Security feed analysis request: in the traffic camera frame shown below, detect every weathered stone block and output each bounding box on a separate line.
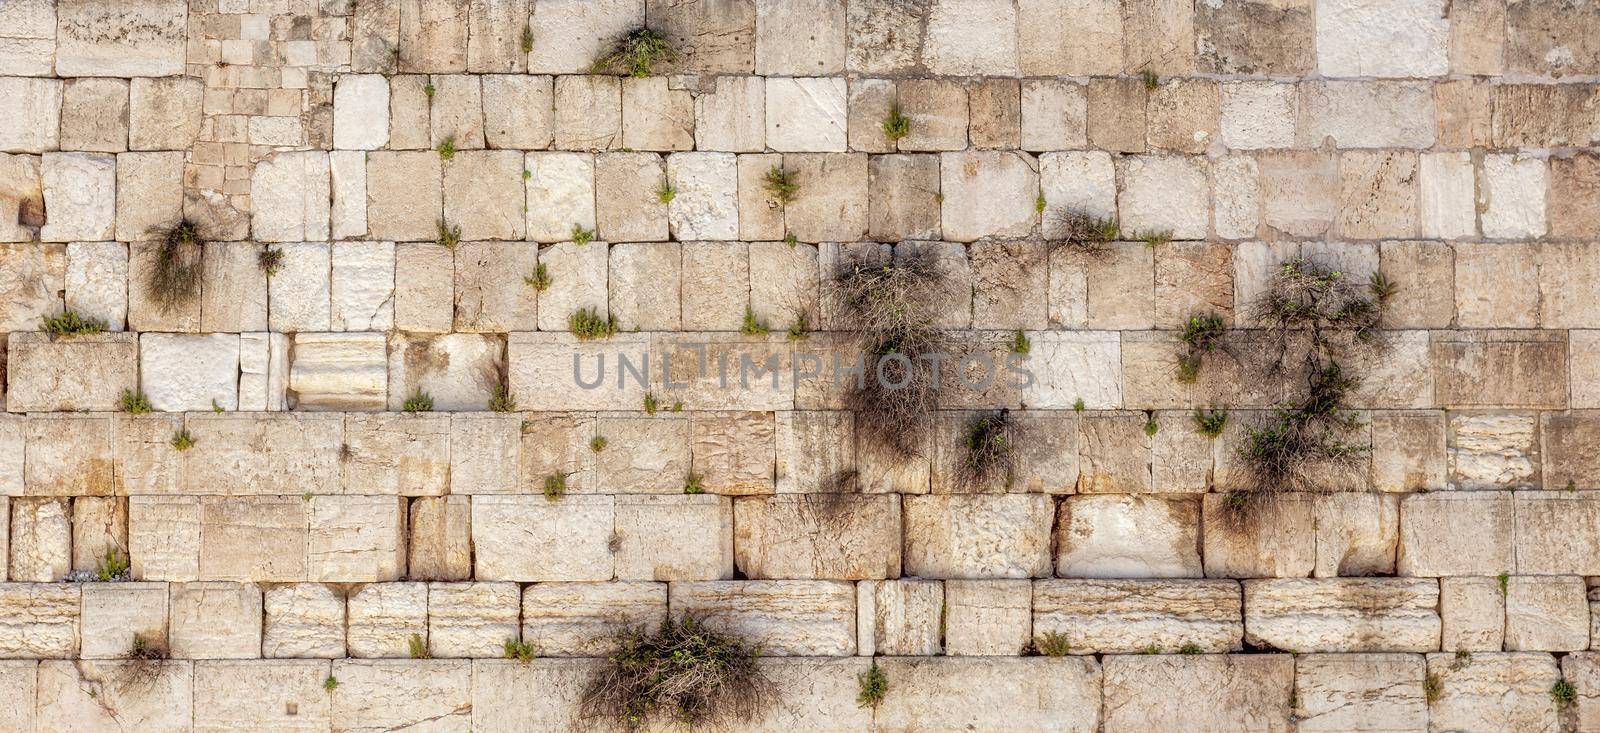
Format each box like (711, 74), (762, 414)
(266, 242), (331, 332)
(1427, 652), (1560, 732)
(1057, 495), (1202, 578)
(140, 333), (239, 412)
(39, 152), (115, 242)
(60, 77), (126, 153)
(1398, 492), (1515, 576)
(192, 660), (330, 731)
(6, 332), (136, 413)
(782, 152), (867, 243)
(1243, 578), (1440, 652)
(334, 74), (390, 150)
(81, 582), (166, 660)
(695, 75), (764, 152)
(443, 151), (525, 241)
(613, 494), (734, 581)
(528, 0), (643, 74)
(1035, 579), (1243, 654)
(1316, 0), (1447, 77)
(1202, 492), (1314, 578)
(289, 332), (388, 411)
(407, 495), (471, 581)
(330, 660), (472, 731)
(680, 241), (749, 331)
(427, 582), (519, 658)
(482, 74), (552, 149)
(553, 75), (621, 150)
(944, 579), (1031, 656)
(263, 584), (346, 658)
(904, 495), (1053, 579)
(252, 152), (330, 243)
(534, 240), (608, 332)
(347, 583), (427, 658)
(449, 413), (521, 494)
(734, 495), (900, 580)
(525, 152), (595, 242)
(56, 0), (187, 76)
(308, 496), (405, 582)
(472, 495), (613, 581)
(1432, 331), (1567, 409)
(25, 415), (114, 497)
(857, 579), (942, 656)
(1504, 575), (1588, 652)
(519, 582), (665, 656)
(669, 580), (855, 655)
(168, 582), (262, 659)
(330, 241), (394, 332)
(129, 76), (202, 152)
(9, 497), (69, 582)
(608, 241), (682, 331)
(1020, 331), (1123, 409)
(1295, 653), (1427, 732)
(0, 77), (59, 153)
(667, 152), (738, 240)
(199, 497), (307, 582)
(1019, 79), (1087, 151)
(366, 151), (442, 241)
(343, 413), (450, 496)
(595, 152), (667, 242)
(941, 151), (1037, 242)
(1102, 655), (1294, 733)
(1479, 153), (1547, 239)
(622, 76), (694, 151)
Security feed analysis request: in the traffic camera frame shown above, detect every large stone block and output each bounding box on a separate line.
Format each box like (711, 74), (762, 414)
(1294, 653), (1427, 733)
(472, 495), (614, 581)
(1316, 0), (1448, 77)
(266, 242), (332, 332)
(408, 495), (471, 581)
(366, 151), (442, 241)
(427, 582), (519, 658)
(9, 497), (69, 582)
(858, 578), (943, 655)
(1479, 153), (1547, 239)
(263, 584), (346, 659)
(667, 152), (738, 240)
(1202, 493), (1315, 578)
(330, 660), (473, 732)
(669, 580), (856, 656)
(940, 151), (1038, 242)
(482, 74), (552, 149)
(179, 414), (342, 496)
(595, 152), (667, 242)
(0, 584), (77, 658)
(129, 76), (202, 151)
(470, 657), (601, 731)
(139, 333), (239, 412)
(1197, 0), (1314, 74)
(1431, 330), (1567, 409)
(1057, 495), (1202, 578)
(168, 582), (262, 659)
(388, 333), (504, 411)
(25, 414), (115, 496)
(1243, 578), (1441, 652)
(449, 413), (521, 494)
(289, 332), (388, 411)
(765, 77), (847, 152)
(944, 579), (1032, 656)
(904, 495), (1053, 579)
(36, 659), (193, 732)
(1504, 575), (1589, 652)
(199, 497), (308, 582)
(1034, 579), (1243, 654)
(1102, 654), (1294, 733)
(621, 76), (693, 151)
(55, 0), (187, 76)
(308, 496), (405, 582)
(519, 581), (666, 656)
(1426, 652), (1560, 733)
(734, 495), (900, 580)
(342, 413), (450, 496)
(115, 150), (182, 241)
(6, 332), (136, 412)
(1296, 81), (1435, 149)
(875, 657), (1101, 733)
(553, 74), (621, 150)
(0, 78), (59, 153)
(614, 495), (734, 581)
(252, 151), (330, 243)
(39, 152), (115, 242)
(528, 0), (643, 74)
(525, 152), (595, 242)
(192, 660), (330, 732)
(347, 582), (427, 658)
(444, 150), (526, 241)
(1399, 492), (1515, 576)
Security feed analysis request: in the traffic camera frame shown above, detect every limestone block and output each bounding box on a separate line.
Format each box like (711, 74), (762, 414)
(129, 77), (203, 151)
(1575, 332), (1600, 409)
(1196, 0), (1314, 74)
(1401, 492), (1514, 577)
(681, 244), (746, 330)
(508, 332), (651, 411)
(1213, 155), (1261, 240)
(1551, 152), (1600, 238)
(552, 74), (621, 150)
(0, 661), (29, 732)
(116, 413), (183, 498)
(139, 333), (239, 412)
(9, 498), (70, 582)
(387, 333), (502, 413)
(774, 411), (855, 493)
(331, 660), (472, 732)
(290, 332), (388, 411)
(470, 658), (601, 730)
(941, 579), (1031, 656)
(1036, 579), (1243, 654)
(0, 77), (59, 153)
(308, 496), (405, 583)
(766, 77), (847, 153)
(614, 495), (734, 581)
(447, 414), (520, 496)
(622, 77), (694, 151)
(1102, 655), (1293, 733)
(892, 79), (966, 152)
(1440, 576), (1504, 652)
(59, 77), (126, 153)
(0, 156), (44, 243)
(366, 151), (442, 241)
(252, 152), (330, 243)
(904, 495), (1053, 579)
(855, 579), (941, 656)
(406, 495), (471, 581)
(1420, 151), (1476, 239)
(517, 413), (596, 497)
(1337, 151), (1419, 239)
(1202, 493), (1315, 578)
(1504, 576), (1588, 652)
(940, 151), (1038, 242)
(669, 580), (856, 656)
(1540, 242), (1600, 329)
(1020, 331), (1123, 409)
(847, 78), (895, 154)
(734, 495), (899, 580)
(1019, 0), (1122, 75)
(1427, 652), (1560, 732)
(1257, 151), (1338, 238)
(347, 582), (427, 658)
(649, 332), (794, 411)
(534, 240), (608, 332)
(5, 332), (136, 413)
(1057, 495), (1201, 578)
(867, 154), (940, 241)
(1493, 82), (1600, 147)
(1431, 331), (1567, 409)
(39, 152), (115, 242)
(1316, 0), (1447, 77)
(520, 582), (666, 656)
(0, 584), (76, 658)
(667, 152), (738, 240)
(263, 584), (346, 658)
(528, 0), (642, 74)
(1454, 242), (1537, 328)
(129, 496), (200, 581)
(192, 660), (330, 732)
(1507, 0), (1600, 74)
(1376, 241), (1453, 330)
(0, 417), (18, 496)
(1517, 492), (1600, 577)
(386, 76), (430, 150)
(456, 243), (539, 332)
(71, 495), (126, 573)
(194, 243), (267, 333)
(198, 497), (308, 582)
(392, 244), (453, 333)
(606, 241), (680, 331)
(749, 240), (819, 331)
(1480, 153), (1547, 239)
(1314, 492), (1400, 577)
(737, 152), (785, 240)
(332, 75), (389, 151)
(1040, 152), (1116, 238)
(472, 495), (613, 581)
(1086, 78), (1148, 153)
(1119, 155), (1209, 240)
(467, 0), (528, 72)
(783, 152), (868, 242)
(482, 74), (552, 149)
(1297, 81), (1434, 149)
(595, 152), (667, 242)
(444, 150), (525, 241)
(427, 582), (519, 658)
(1295, 653), (1427, 732)
(687, 411), (771, 494)
(752, 0), (844, 73)
(328, 241), (394, 331)
(36, 659), (192, 732)
(920, 0), (1019, 74)
(169, 582), (262, 659)
(0, 0), (53, 76)
(55, 0), (186, 76)
(970, 240), (1047, 330)
(695, 75), (764, 152)
(1052, 242), (1153, 331)
(1243, 578), (1440, 652)
(397, 0), (467, 72)
(267, 242), (332, 332)
(25, 415), (115, 497)
(179, 414), (342, 495)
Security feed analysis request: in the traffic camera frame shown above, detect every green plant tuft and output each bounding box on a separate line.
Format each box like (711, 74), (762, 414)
(762, 166), (799, 204)
(543, 473), (567, 501)
(596, 28), (675, 77)
(960, 409), (1017, 490)
(857, 661), (889, 708)
(656, 184), (676, 204)
(683, 471), (704, 494)
(324, 675), (339, 692)
(590, 436), (608, 452)
(1424, 672), (1442, 705)
(1144, 416), (1159, 437)
(1554, 678), (1577, 708)
(643, 392), (660, 414)
(520, 24), (534, 54)
(1193, 408), (1228, 438)
(488, 384), (516, 412)
(882, 106), (910, 142)
(436, 219), (461, 250)
(786, 311), (810, 342)
(524, 263), (552, 292)
(570, 307), (621, 340)
(504, 638), (536, 663)
(170, 430), (195, 451)
(1073, 397), (1086, 413)
(121, 389), (152, 415)
(258, 246), (285, 276)
(740, 307), (769, 336)
(41, 310), (107, 337)
(1010, 329), (1031, 355)
(1141, 69), (1159, 90)
(403, 390), (434, 413)
(95, 546), (131, 582)
(408, 633), (430, 659)
(571, 223), (596, 245)
(1034, 632), (1071, 656)
(580, 616), (770, 732)
(149, 220), (206, 311)
(1179, 642), (1203, 655)
(436, 136), (455, 161)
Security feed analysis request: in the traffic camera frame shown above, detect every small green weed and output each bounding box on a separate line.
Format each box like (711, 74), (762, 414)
(657, 184), (676, 204)
(1010, 329), (1031, 355)
(403, 390), (434, 413)
(258, 247), (285, 276)
(121, 389), (152, 415)
(436, 219), (461, 250)
(590, 436), (608, 452)
(570, 307), (620, 340)
(857, 662), (888, 708)
(740, 307), (769, 336)
(571, 223), (595, 245)
(683, 471), (704, 494)
(408, 633), (429, 659)
(882, 106), (910, 142)
(436, 136), (455, 161)
(525, 263), (551, 292)
(763, 166), (799, 204)
(1193, 408), (1228, 438)
(504, 638), (536, 663)
(170, 430), (195, 451)
(1035, 632), (1071, 657)
(543, 473), (567, 501)
(41, 310), (106, 337)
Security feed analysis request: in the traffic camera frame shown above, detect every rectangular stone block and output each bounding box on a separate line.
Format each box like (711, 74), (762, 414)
(25, 414), (114, 496)
(669, 580), (856, 656)
(1057, 495), (1202, 578)
(263, 584), (346, 659)
(613, 495), (734, 581)
(857, 579), (943, 656)
(875, 657), (1102, 733)
(9, 497), (70, 582)
(427, 582), (521, 659)
(198, 497), (308, 582)
(1441, 576), (1504, 652)
(347, 582), (427, 659)
(308, 495), (406, 582)
(407, 495), (471, 581)
(0, 583), (77, 658)
(343, 413), (451, 496)
(519, 581), (666, 657)
(1426, 652), (1560, 733)
(193, 660), (330, 733)
(1431, 330), (1567, 409)
(331, 660), (472, 732)
(288, 332), (389, 411)
(1516, 491), (1600, 575)
(1035, 579), (1243, 654)
(5, 332), (137, 412)
(943, 579), (1031, 656)
(904, 495), (1054, 579)
(472, 495), (613, 581)
(80, 582), (166, 659)
(1295, 653), (1427, 733)
(1243, 578), (1441, 652)
(1102, 655), (1294, 733)
(1504, 575), (1589, 652)
(1399, 492), (1515, 576)
(36, 659), (193, 732)
(169, 582), (262, 659)
(734, 495), (900, 580)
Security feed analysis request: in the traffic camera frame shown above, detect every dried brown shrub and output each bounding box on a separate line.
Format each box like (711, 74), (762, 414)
(581, 616), (772, 732)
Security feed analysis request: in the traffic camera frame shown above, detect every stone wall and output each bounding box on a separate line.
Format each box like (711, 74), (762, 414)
(0, 0), (1598, 730)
